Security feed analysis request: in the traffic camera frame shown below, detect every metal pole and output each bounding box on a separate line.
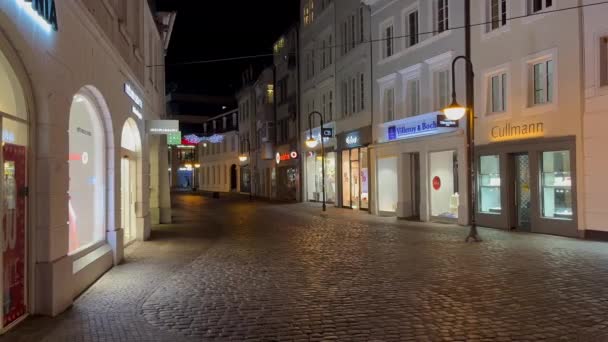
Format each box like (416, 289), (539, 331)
(308, 111), (326, 212)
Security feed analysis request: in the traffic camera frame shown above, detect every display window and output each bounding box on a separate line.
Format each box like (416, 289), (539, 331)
(277, 166), (297, 201)
(429, 150), (459, 220)
(377, 156), (398, 213)
(478, 155), (501, 214)
(341, 147), (369, 209)
(541, 151), (572, 220)
(306, 151), (336, 203)
(68, 93), (106, 255)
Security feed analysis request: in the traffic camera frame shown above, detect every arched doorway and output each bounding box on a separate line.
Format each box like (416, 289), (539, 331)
(230, 164), (237, 191)
(68, 90), (107, 255)
(121, 118), (141, 245)
(0, 45), (29, 329)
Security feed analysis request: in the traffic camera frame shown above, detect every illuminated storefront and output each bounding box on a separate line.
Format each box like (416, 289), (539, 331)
(475, 119), (578, 237)
(337, 127), (372, 210)
(371, 112), (466, 224)
(303, 122), (336, 204)
(275, 147), (299, 202)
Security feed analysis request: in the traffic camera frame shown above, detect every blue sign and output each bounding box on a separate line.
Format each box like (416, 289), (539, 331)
(381, 112), (459, 143)
(388, 126), (397, 141)
(388, 121), (437, 141)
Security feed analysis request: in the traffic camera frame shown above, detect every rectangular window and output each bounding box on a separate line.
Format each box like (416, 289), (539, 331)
(342, 81), (349, 118)
(490, 73), (507, 113)
(406, 79), (420, 117)
(436, 0), (449, 34)
(351, 15), (356, 49)
(329, 34), (333, 64)
(352, 78), (357, 114)
(384, 87), (395, 122)
(359, 73), (365, 111)
(532, 59), (553, 105)
(430, 150), (459, 219)
(489, 0), (507, 31)
(343, 22), (348, 55)
(435, 70), (450, 111)
(530, 0), (553, 13)
(321, 40), (326, 70)
(407, 10), (419, 47)
(322, 93), (327, 119)
(383, 25), (394, 59)
(328, 90), (334, 121)
(541, 151), (572, 220)
(359, 8), (365, 43)
(477, 155), (502, 214)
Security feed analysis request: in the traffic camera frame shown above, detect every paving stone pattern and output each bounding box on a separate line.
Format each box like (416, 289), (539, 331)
(5, 193), (608, 341)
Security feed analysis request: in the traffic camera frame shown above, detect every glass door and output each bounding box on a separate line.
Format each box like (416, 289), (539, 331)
(342, 150), (351, 207)
(514, 154), (531, 231)
(121, 158), (137, 244)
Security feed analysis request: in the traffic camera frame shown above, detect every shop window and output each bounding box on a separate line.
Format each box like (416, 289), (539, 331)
(478, 155), (501, 214)
(378, 157), (398, 213)
(541, 151), (573, 220)
(430, 151), (459, 220)
(306, 151), (336, 203)
(68, 92), (107, 254)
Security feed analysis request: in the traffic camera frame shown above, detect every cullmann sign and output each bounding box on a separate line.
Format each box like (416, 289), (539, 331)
(380, 112), (459, 143)
(490, 121), (544, 141)
(19, 0), (58, 31)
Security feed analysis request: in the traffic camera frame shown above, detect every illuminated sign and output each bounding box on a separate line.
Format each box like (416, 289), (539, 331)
(276, 151), (299, 164)
(382, 112), (457, 143)
(437, 114), (459, 128)
(132, 106), (143, 120)
(17, 0), (58, 31)
(491, 122), (544, 141)
(167, 131), (182, 145)
(182, 134), (225, 145)
(124, 83), (143, 108)
(322, 128), (334, 137)
(149, 120), (179, 134)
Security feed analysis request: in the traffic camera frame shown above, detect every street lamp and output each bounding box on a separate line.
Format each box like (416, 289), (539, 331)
(306, 111), (326, 211)
(240, 135), (253, 201)
(443, 55), (481, 242)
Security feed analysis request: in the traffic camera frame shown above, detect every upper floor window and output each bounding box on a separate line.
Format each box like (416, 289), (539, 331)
(489, 72), (507, 113)
(304, 0), (314, 26)
(382, 24), (395, 59)
(266, 85), (274, 104)
(488, 0), (507, 31)
(329, 35), (333, 65)
(434, 0), (449, 34)
(434, 69), (450, 111)
(529, 0), (553, 14)
(406, 79), (420, 117)
(531, 59), (554, 106)
(359, 8), (365, 43)
(359, 73), (365, 112)
(406, 9), (419, 48)
(384, 87), (395, 122)
(600, 37), (608, 87)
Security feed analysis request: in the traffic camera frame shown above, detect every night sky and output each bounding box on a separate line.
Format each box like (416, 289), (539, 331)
(157, 0), (300, 100)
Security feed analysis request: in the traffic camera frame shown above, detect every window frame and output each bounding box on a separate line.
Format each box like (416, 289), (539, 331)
(379, 18), (396, 60)
(403, 4), (420, 49)
(522, 48), (558, 115)
(434, 0), (450, 35)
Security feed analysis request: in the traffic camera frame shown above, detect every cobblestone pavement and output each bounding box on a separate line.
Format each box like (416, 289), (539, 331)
(4, 193), (608, 341)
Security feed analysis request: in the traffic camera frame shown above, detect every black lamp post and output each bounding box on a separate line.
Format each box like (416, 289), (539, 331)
(443, 55), (481, 243)
(239, 136), (253, 201)
(305, 111), (326, 212)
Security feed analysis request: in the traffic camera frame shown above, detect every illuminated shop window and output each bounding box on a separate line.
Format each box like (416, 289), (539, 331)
(541, 151), (573, 220)
(430, 150), (459, 220)
(68, 92), (106, 254)
(478, 155), (501, 214)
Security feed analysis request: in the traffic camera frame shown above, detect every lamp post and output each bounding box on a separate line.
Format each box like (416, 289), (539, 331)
(305, 111), (326, 212)
(443, 55), (481, 243)
(239, 136), (253, 201)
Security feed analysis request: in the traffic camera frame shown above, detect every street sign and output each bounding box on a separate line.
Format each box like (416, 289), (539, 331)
(437, 114), (459, 128)
(322, 128), (334, 138)
(167, 131), (182, 145)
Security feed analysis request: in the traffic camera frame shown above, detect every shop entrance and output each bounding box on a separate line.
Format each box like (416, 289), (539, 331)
(341, 147), (369, 210)
(121, 157), (137, 244)
(403, 152), (421, 220)
(511, 153), (531, 231)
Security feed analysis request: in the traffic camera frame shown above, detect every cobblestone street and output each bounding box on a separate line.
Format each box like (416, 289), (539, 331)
(4, 193), (608, 341)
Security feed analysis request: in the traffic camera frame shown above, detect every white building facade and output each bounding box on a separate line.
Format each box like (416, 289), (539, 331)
(0, 0), (171, 331)
(199, 110), (240, 193)
(472, 0), (583, 237)
(364, 0), (469, 225)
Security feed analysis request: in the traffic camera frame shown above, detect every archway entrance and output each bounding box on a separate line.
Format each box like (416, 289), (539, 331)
(121, 119), (141, 245)
(230, 164), (237, 191)
(0, 46), (29, 330)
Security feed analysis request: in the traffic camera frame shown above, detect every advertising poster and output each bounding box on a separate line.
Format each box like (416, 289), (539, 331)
(2, 143), (27, 326)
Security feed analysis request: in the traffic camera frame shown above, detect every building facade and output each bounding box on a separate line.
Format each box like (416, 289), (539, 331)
(0, 0), (172, 331)
(471, 0), (583, 237)
(364, 0), (469, 225)
(236, 69), (256, 195)
(198, 109), (240, 193)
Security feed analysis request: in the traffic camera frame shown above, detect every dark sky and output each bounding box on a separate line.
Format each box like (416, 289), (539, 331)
(157, 0), (299, 98)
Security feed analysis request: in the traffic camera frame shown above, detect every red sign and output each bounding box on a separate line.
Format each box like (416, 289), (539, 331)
(276, 151), (299, 164)
(3, 144), (27, 326)
(432, 176), (441, 190)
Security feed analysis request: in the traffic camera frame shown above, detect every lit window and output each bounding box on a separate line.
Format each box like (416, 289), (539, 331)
(267, 84), (274, 104)
(541, 151), (572, 220)
(478, 155), (501, 214)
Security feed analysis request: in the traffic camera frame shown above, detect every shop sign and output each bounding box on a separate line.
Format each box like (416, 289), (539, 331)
(148, 120), (179, 134)
(124, 83), (143, 108)
(382, 112), (457, 143)
(167, 131), (182, 145)
(338, 126), (372, 150)
(490, 122), (544, 141)
(305, 122), (336, 148)
(276, 151), (298, 164)
(437, 114), (459, 128)
(18, 0), (58, 31)
(322, 128), (334, 138)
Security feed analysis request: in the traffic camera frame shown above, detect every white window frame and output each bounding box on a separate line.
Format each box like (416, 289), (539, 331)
(378, 76), (397, 123)
(433, 0), (450, 35)
(483, 0), (510, 36)
(598, 35), (608, 90)
(527, 0), (554, 15)
(399, 63), (423, 117)
(522, 48), (558, 115)
(403, 3), (420, 49)
(482, 64), (511, 118)
(379, 18), (396, 60)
